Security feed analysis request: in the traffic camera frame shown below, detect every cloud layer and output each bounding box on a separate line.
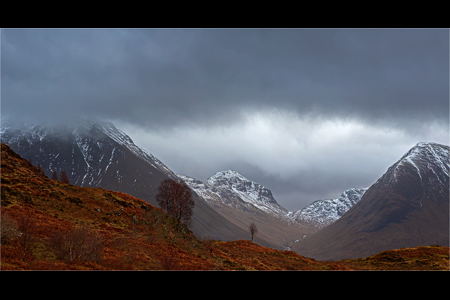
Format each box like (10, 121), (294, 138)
(115, 109), (448, 210)
(2, 28), (448, 210)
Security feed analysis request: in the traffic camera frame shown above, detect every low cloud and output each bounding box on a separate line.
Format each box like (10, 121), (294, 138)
(114, 108), (448, 210)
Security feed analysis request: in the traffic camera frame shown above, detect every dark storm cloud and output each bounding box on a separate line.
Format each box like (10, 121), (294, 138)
(2, 28), (448, 210)
(2, 28), (448, 129)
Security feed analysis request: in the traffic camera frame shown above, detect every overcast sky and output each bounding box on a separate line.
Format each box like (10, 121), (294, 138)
(1, 28), (449, 211)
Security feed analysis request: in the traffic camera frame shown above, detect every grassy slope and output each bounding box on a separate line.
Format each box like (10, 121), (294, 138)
(1, 143), (448, 270)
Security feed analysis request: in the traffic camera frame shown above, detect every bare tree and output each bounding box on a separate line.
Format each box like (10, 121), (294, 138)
(156, 179), (195, 225)
(249, 222), (258, 242)
(16, 216), (37, 261)
(51, 170), (59, 181)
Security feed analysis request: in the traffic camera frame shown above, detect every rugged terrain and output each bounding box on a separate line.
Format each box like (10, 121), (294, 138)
(2, 143), (448, 270)
(294, 142), (450, 261)
(180, 171), (313, 249)
(290, 187), (368, 230)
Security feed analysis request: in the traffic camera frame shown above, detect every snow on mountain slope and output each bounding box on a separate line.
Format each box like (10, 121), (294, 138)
(1, 120), (176, 188)
(90, 120), (176, 178)
(179, 170), (314, 249)
(294, 142), (449, 260)
(291, 187), (368, 230)
(1, 120), (177, 181)
(383, 142), (449, 189)
(180, 170), (369, 231)
(179, 170), (290, 221)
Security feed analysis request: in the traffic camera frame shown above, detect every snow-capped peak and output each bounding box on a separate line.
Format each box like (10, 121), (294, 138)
(207, 170), (257, 187)
(180, 170), (290, 220)
(205, 170), (278, 205)
(389, 142), (449, 185)
(207, 170), (251, 183)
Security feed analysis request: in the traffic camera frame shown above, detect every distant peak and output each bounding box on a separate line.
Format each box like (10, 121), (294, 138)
(209, 170), (247, 180)
(405, 142), (449, 158)
(219, 170), (240, 176)
(413, 142), (449, 149)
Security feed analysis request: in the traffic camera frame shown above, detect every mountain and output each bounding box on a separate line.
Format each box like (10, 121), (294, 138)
(293, 142), (450, 261)
(0, 120), (250, 242)
(181, 170), (289, 220)
(290, 187), (368, 230)
(179, 170), (313, 250)
(0, 120), (177, 183)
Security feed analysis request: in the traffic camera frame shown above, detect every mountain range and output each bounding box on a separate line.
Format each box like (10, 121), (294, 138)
(3, 140), (447, 270)
(1, 120), (370, 248)
(2, 120), (448, 259)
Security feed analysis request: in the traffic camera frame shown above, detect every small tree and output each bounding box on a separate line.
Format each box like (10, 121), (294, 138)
(249, 222), (258, 242)
(51, 170), (59, 181)
(156, 179), (195, 225)
(60, 170), (70, 184)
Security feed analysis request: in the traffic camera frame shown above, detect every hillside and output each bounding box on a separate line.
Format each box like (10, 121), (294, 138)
(1, 143), (448, 270)
(294, 142), (450, 261)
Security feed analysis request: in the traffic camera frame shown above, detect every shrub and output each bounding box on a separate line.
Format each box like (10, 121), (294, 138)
(1, 213), (20, 244)
(47, 226), (103, 262)
(158, 254), (180, 270)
